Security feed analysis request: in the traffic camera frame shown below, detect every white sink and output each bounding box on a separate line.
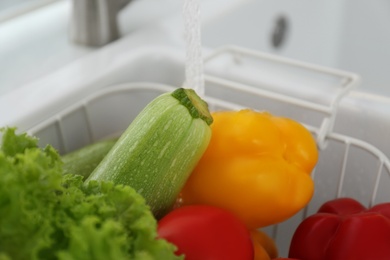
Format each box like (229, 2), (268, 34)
(201, 0), (390, 97)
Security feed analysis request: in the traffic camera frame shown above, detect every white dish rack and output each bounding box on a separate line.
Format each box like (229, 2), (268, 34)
(25, 46), (390, 257)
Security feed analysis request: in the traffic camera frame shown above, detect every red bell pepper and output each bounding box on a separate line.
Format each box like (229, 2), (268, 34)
(289, 197), (390, 260)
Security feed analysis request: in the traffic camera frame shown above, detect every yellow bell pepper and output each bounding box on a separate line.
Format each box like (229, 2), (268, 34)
(251, 229), (278, 260)
(180, 109), (318, 228)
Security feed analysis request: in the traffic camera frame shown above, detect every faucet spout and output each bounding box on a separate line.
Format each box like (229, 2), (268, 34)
(70, 0), (132, 47)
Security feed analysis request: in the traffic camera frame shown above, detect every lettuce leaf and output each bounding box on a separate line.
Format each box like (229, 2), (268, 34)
(0, 128), (181, 260)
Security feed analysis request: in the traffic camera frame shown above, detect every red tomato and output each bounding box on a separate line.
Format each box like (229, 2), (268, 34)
(157, 205), (254, 260)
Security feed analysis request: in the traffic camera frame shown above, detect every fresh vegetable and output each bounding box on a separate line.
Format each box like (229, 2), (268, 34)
(157, 205), (254, 260)
(273, 258), (300, 260)
(62, 138), (117, 180)
(86, 88), (212, 219)
(251, 229), (278, 260)
(180, 109), (318, 228)
(289, 197), (390, 260)
(0, 128), (180, 260)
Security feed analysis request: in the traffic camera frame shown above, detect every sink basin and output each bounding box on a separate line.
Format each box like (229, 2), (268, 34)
(201, 0), (390, 96)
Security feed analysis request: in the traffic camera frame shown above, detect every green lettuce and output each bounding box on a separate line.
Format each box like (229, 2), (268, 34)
(0, 128), (181, 260)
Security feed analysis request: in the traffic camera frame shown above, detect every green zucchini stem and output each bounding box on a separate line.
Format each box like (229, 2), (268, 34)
(171, 88), (213, 126)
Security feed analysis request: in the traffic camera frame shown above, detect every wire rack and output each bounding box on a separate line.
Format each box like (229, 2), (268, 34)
(27, 46), (390, 256)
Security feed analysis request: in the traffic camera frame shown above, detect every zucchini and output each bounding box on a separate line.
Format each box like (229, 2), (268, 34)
(86, 88), (213, 219)
(62, 138), (117, 180)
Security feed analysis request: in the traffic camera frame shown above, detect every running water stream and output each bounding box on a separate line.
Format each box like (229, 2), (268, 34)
(182, 0), (205, 97)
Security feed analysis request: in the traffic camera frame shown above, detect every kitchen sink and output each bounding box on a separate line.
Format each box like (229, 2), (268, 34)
(1, 1), (390, 257)
(201, 0), (390, 96)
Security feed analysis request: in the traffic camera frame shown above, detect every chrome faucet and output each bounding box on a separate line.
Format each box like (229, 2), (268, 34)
(70, 0), (132, 47)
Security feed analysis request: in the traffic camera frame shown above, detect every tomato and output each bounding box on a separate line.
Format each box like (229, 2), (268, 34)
(157, 205), (254, 260)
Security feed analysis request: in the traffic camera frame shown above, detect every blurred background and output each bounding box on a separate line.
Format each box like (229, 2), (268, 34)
(1, 0), (390, 97)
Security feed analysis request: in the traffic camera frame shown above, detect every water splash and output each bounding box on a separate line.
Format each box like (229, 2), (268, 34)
(182, 0), (205, 97)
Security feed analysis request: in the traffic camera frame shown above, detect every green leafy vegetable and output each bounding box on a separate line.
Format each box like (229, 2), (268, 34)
(0, 128), (181, 260)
